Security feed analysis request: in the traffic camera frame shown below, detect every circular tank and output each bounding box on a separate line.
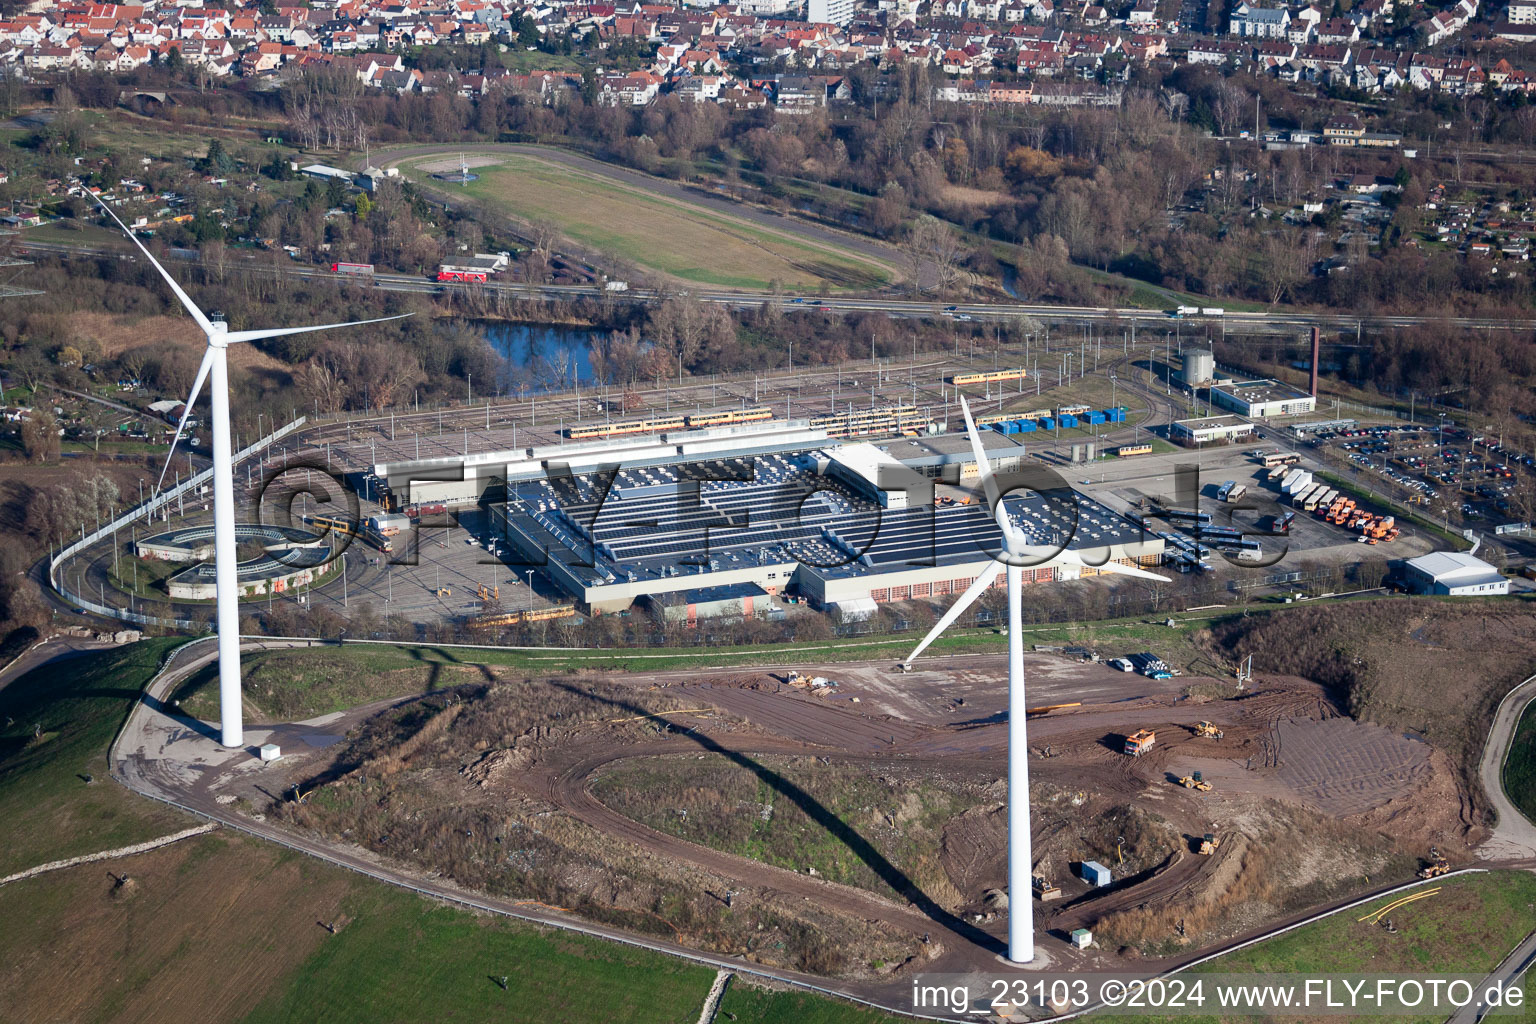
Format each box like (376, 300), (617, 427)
(1183, 348), (1215, 386)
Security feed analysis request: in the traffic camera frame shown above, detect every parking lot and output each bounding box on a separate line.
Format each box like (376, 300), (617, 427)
(1303, 423), (1533, 528)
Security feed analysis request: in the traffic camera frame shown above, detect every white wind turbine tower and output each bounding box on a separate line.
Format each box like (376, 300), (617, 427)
(92, 193), (410, 749)
(903, 397), (1168, 964)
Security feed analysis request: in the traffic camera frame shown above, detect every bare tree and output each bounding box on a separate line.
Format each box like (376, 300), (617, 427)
(902, 216), (967, 295)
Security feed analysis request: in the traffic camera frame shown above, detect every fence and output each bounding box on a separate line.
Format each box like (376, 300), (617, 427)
(48, 417), (308, 629)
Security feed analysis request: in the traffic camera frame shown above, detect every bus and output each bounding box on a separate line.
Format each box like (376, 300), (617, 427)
(1216, 481), (1237, 502)
(950, 369), (1026, 387)
(1261, 452), (1301, 468)
(685, 407), (774, 429)
(1116, 444), (1153, 457)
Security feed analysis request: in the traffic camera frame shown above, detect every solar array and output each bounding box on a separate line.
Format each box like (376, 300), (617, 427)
(504, 453), (1152, 585)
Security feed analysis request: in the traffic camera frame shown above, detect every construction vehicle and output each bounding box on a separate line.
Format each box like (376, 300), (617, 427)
(1193, 721), (1224, 740)
(1032, 874), (1062, 901)
(477, 583), (500, 602)
(1124, 729), (1156, 756)
(1197, 833), (1220, 855)
(1177, 771), (1213, 792)
(1417, 847), (1449, 880)
(436, 586), (453, 598)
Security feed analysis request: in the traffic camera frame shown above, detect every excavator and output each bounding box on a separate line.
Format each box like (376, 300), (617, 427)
(1177, 770), (1214, 793)
(1193, 721), (1224, 740)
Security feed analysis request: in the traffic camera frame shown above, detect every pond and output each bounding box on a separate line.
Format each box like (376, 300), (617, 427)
(485, 323), (598, 394)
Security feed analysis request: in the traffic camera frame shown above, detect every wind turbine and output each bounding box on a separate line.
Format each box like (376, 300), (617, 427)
(91, 192), (410, 749)
(903, 397), (1168, 964)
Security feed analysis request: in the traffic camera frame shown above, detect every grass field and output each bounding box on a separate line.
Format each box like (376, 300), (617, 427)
(1096, 870), (1536, 1024)
(0, 638), (189, 876)
(1502, 696), (1536, 823)
(402, 151), (896, 292)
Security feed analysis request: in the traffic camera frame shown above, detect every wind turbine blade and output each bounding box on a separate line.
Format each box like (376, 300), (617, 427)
(1091, 560), (1172, 583)
(155, 347), (214, 495)
(223, 313), (413, 344)
(87, 190), (215, 336)
(959, 397), (1000, 511)
(903, 558), (1004, 665)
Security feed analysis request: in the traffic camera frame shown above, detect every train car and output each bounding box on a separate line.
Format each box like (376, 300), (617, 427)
(565, 415), (688, 440)
(686, 407), (773, 429)
(304, 514), (392, 554)
(1057, 403), (1091, 417)
(810, 405), (926, 439)
(950, 369), (1027, 387)
(1116, 444), (1153, 457)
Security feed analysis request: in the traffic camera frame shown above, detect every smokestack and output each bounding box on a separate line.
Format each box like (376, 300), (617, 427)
(1308, 327), (1320, 398)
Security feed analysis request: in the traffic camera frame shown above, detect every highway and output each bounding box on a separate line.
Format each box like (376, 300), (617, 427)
(18, 238), (1536, 332)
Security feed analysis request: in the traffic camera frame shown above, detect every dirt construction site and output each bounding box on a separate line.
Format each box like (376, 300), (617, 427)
(113, 639), (1489, 1012)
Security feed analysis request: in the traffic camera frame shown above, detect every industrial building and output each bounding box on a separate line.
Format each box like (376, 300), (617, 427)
(648, 582), (785, 625)
(1170, 415), (1256, 445)
(1401, 552), (1509, 596)
(489, 443), (1164, 617)
(1209, 379), (1317, 418)
(372, 420), (834, 512)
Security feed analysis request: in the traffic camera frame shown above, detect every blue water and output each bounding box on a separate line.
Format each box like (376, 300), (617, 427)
(485, 323), (597, 394)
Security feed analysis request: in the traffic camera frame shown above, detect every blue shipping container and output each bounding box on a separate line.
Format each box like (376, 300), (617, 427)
(1078, 860), (1111, 887)
(1088, 412), (1106, 424)
(1039, 417), (1055, 430)
(1016, 420), (1037, 433)
(1060, 414), (1078, 428)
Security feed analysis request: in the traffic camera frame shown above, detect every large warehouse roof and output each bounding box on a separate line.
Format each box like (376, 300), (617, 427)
(1405, 551), (1504, 586)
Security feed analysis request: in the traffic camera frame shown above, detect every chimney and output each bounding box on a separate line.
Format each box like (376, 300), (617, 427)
(1308, 327), (1320, 398)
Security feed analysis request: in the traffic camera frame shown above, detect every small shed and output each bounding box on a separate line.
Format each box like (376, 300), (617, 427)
(259, 743), (282, 762)
(1078, 860), (1111, 887)
(1070, 928), (1093, 949)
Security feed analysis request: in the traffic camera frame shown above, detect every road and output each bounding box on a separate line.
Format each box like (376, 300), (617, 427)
(18, 237), (1536, 333)
(1476, 674), (1536, 862)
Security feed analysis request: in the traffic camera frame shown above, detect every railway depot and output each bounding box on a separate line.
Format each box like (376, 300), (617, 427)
(378, 422), (1170, 616)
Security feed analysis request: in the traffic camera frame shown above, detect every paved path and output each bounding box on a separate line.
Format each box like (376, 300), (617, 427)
(1476, 674), (1536, 862)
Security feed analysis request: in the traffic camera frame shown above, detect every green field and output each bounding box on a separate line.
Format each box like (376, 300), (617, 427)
(0, 638), (189, 876)
(1097, 870), (1536, 1024)
(403, 151), (896, 292)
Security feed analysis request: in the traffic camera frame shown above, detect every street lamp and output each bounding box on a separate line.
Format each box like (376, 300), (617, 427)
(525, 569), (535, 611)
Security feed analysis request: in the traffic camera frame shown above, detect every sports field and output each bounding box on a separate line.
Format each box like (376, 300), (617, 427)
(401, 151), (896, 292)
